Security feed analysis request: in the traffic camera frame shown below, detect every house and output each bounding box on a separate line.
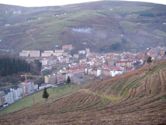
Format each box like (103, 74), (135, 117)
(97, 69), (102, 77)
(67, 64), (85, 81)
(44, 75), (50, 84)
(110, 70), (123, 77)
(7, 88), (23, 101)
(44, 75), (57, 84)
(0, 91), (5, 106)
(85, 48), (90, 53)
(78, 50), (86, 55)
(20, 81), (35, 96)
(41, 50), (54, 57)
(44, 74), (66, 84)
(4, 88), (23, 104)
(73, 54), (79, 59)
(4, 91), (15, 104)
(19, 50), (40, 58)
(54, 50), (65, 56)
(19, 50), (30, 57)
(88, 69), (97, 76)
(116, 60), (133, 68)
(110, 66), (124, 77)
(13, 88), (23, 100)
(159, 49), (166, 57)
(62, 44), (73, 51)
(102, 69), (111, 76)
(41, 58), (49, 66)
(29, 50), (40, 58)
(56, 74), (66, 84)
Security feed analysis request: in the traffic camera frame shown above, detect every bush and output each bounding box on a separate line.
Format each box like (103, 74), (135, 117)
(42, 88), (49, 100)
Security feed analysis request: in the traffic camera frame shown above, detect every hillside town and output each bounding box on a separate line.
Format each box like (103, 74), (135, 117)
(19, 44), (166, 83)
(0, 44), (166, 109)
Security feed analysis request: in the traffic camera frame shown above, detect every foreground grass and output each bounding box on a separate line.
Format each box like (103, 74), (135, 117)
(0, 84), (79, 115)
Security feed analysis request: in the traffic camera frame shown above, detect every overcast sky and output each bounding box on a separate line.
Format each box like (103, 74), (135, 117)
(0, 0), (165, 7)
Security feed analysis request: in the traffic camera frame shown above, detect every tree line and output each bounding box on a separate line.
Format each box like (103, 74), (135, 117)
(0, 56), (31, 76)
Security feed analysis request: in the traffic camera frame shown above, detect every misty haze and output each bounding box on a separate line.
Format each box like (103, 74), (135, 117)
(0, 0), (166, 125)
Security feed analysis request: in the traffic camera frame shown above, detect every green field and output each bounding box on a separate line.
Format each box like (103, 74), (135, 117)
(0, 84), (79, 115)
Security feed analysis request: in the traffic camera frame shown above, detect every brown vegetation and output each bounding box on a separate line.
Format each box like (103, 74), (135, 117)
(0, 61), (166, 125)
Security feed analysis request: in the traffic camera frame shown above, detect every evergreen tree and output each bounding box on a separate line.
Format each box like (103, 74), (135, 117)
(147, 56), (152, 71)
(147, 56), (152, 64)
(42, 88), (49, 101)
(66, 76), (71, 84)
(0, 56), (31, 76)
(32, 60), (42, 75)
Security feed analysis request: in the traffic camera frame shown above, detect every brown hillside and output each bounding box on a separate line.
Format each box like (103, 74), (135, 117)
(0, 61), (166, 125)
(0, 1), (166, 53)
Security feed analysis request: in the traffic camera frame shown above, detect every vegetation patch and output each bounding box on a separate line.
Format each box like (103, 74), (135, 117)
(0, 84), (79, 115)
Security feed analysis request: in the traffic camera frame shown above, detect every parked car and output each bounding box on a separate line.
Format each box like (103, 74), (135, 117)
(3, 103), (8, 107)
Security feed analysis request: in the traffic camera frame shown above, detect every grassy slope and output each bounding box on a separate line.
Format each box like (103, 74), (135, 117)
(0, 84), (79, 115)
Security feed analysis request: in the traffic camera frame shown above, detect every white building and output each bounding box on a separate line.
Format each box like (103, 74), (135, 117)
(11, 88), (23, 101)
(19, 50), (40, 58)
(79, 50), (86, 55)
(54, 50), (65, 56)
(97, 69), (102, 77)
(86, 48), (91, 57)
(4, 88), (23, 104)
(41, 58), (49, 66)
(62, 44), (73, 51)
(19, 50), (30, 57)
(21, 82), (35, 95)
(110, 70), (123, 77)
(0, 91), (5, 106)
(73, 54), (79, 59)
(44, 75), (50, 84)
(41, 50), (54, 57)
(44, 75), (56, 84)
(5, 91), (15, 104)
(29, 50), (40, 57)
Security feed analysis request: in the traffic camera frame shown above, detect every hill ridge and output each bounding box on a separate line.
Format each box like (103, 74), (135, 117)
(0, 1), (166, 53)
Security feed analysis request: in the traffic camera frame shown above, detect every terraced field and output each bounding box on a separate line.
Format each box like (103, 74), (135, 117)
(0, 61), (166, 125)
(0, 84), (79, 115)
